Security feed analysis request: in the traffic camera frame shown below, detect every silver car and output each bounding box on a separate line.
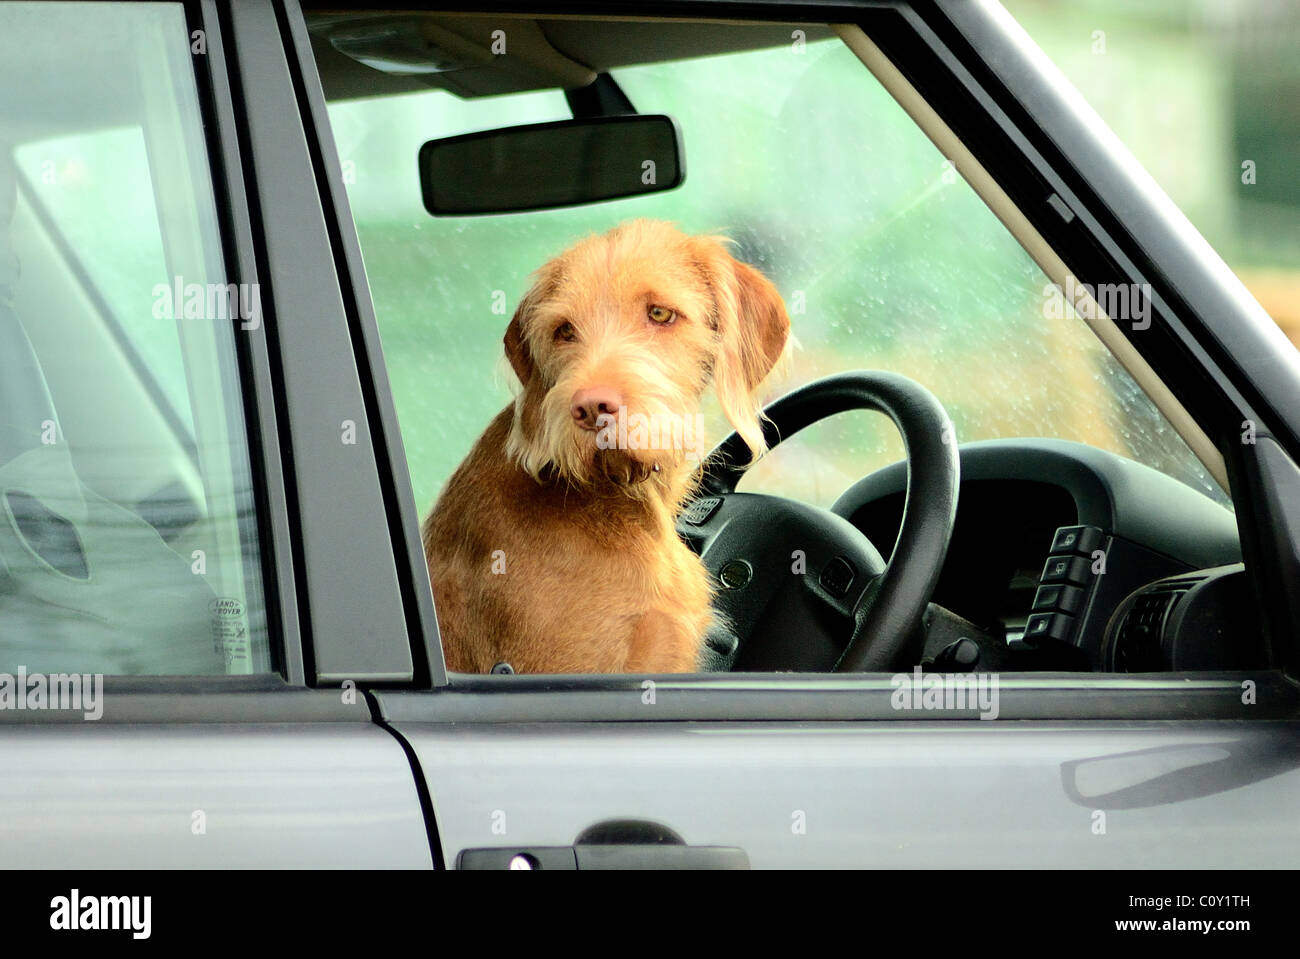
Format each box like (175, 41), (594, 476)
(0, 0), (1297, 882)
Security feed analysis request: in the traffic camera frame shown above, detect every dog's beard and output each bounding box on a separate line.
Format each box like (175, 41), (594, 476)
(507, 386), (698, 498)
(519, 421), (689, 495)
(589, 444), (661, 486)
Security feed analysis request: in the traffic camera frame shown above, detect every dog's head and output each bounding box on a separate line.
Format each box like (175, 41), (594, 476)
(503, 219), (789, 492)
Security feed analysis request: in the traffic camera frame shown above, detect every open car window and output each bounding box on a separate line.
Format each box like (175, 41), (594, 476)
(306, 13), (1273, 682)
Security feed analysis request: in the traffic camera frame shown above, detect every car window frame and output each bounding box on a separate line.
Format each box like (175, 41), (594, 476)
(228, 0), (425, 686)
(279, 0), (447, 686)
(288, 0), (1300, 714)
(187, 0), (305, 686)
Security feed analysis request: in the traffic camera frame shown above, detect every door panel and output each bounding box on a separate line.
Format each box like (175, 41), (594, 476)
(385, 714), (1300, 868)
(0, 721), (430, 868)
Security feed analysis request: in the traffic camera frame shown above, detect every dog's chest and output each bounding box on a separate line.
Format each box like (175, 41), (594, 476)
(529, 500), (708, 599)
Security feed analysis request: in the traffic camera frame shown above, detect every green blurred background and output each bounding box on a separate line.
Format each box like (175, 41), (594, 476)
(323, 1), (1297, 518)
(1003, 0), (1300, 334)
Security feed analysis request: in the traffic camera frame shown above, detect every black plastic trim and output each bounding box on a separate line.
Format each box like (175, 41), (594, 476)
(0, 675), (372, 724)
(377, 671), (1300, 722)
(565, 72), (637, 118)
(368, 690), (447, 869)
(200, 0), (305, 684)
(1234, 438), (1300, 675)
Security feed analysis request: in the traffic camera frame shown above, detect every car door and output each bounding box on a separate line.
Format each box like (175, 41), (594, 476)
(288, 0), (1300, 868)
(0, 0), (432, 867)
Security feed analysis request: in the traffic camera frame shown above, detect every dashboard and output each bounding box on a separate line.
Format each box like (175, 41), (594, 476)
(831, 439), (1260, 671)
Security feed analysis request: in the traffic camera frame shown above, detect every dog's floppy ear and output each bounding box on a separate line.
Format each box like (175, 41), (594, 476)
(698, 240), (790, 460)
(503, 307), (534, 385)
(503, 263), (560, 386)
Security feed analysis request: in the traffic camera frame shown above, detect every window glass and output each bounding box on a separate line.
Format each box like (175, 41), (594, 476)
(1002, 0), (1300, 355)
(325, 29), (1227, 514)
(20, 126), (193, 428)
(0, 2), (271, 675)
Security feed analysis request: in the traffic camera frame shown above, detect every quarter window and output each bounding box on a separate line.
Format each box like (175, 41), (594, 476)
(0, 3), (271, 675)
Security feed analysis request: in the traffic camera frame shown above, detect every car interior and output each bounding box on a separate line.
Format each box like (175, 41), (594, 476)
(0, 4), (268, 675)
(0, 6), (1267, 680)
(303, 11), (1264, 678)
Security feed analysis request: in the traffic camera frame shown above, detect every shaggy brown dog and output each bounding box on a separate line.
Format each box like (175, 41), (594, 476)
(423, 220), (790, 673)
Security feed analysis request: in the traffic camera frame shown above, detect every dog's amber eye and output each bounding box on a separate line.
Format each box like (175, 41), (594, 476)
(647, 305), (676, 325)
(553, 321), (577, 342)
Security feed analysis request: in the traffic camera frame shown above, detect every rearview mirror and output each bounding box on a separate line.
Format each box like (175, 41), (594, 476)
(419, 115), (684, 216)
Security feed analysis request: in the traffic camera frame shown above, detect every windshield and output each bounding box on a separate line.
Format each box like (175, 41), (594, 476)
(323, 31), (1230, 511)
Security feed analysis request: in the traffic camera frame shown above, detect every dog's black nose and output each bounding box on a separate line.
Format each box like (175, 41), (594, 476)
(570, 387), (623, 430)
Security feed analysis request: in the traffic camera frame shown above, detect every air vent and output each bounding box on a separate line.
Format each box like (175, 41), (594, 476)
(1113, 589), (1186, 671)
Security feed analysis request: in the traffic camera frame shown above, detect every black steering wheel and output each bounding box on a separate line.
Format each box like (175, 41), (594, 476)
(678, 371), (959, 672)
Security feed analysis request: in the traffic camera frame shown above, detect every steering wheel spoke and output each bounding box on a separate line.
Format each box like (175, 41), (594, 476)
(682, 371), (959, 672)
